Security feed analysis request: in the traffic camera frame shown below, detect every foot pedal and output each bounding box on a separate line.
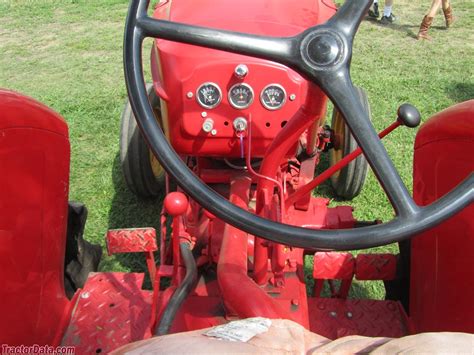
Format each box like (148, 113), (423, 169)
(313, 252), (355, 279)
(106, 228), (157, 255)
(355, 254), (397, 280)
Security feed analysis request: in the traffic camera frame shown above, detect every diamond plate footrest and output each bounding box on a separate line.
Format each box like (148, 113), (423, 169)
(106, 228), (157, 255)
(313, 252), (397, 281)
(61, 272), (152, 353)
(313, 252), (355, 280)
(355, 254), (397, 280)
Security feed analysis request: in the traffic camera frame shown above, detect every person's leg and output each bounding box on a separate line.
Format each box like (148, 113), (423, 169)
(441, 0), (454, 27)
(368, 0), (380, 18)
(426, 0), (442, 17)
(383, 0), (393, 17)
(417, 0), (441, 40)
(380, 0), (396, 24)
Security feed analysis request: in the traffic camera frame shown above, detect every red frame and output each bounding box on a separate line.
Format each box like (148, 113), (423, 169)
(0, 0), (473, 351)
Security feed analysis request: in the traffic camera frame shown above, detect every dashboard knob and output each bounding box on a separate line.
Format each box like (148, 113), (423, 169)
(234, 64), (249, 78)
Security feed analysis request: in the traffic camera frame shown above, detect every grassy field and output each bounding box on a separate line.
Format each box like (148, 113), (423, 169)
(1, 0), (473, 298)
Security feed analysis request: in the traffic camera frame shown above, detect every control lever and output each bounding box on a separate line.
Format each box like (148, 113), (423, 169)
(286, 104), (422, 207)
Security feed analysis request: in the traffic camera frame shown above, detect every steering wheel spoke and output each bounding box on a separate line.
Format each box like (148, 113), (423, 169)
(123, 0), (473, 250)
(132, 1), (298, 68)
(321, 71), (419, 217)
(327, 0), (373, 39)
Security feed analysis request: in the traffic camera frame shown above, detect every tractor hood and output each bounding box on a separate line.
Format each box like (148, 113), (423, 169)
(160, 0), (336, 36)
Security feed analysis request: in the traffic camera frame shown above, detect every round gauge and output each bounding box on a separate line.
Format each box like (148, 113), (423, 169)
(196, 82), (222, 109)
(228, 83), (254, 109)
(260, 84), (286, 110)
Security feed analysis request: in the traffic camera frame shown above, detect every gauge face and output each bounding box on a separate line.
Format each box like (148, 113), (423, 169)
(228, 83), (254, 109)
(260, 84), (286, 110)
(196, 82), (222, 109)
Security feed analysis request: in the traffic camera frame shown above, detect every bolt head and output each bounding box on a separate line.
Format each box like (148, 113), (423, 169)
(186, 92), (193, 99)
(234, 64), (249, 78)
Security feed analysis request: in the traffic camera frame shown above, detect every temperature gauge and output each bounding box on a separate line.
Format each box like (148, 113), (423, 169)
(228, 83), (254, 109)
(196, 82), (222, 109)
(261, 84), (286, 110)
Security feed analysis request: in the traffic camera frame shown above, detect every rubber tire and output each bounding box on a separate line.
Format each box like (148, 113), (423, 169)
(120, 84), (165, 197)
(329, 86), (370, 200)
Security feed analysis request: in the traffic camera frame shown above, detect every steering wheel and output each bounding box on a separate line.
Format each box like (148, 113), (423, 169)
(123, 0), (473, 250)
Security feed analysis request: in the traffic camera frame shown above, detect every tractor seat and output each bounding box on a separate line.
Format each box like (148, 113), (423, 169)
(112, 318), (474, 354)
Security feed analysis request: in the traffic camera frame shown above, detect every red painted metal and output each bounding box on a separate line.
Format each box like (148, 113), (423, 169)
(216, 177), (296, 321)
(355, 254), (397, 281)
(151, 0), (335, 158)
(313, 252), (354, 298)
(0, 90), (72, 346)
(308, 299), (408, 339)
(3, 0), (473, 348)
(286, 120), (401, 207)
(410, 100), (474, 333)
(163, 192), (189, 216)
(254, 85), (329, 285)
(313, 252), (355, 280)
(106, 228), (158, 255)
(61, 272), (152, 353)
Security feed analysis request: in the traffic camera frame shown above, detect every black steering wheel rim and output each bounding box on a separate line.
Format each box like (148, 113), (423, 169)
(123, 0), (473, 250)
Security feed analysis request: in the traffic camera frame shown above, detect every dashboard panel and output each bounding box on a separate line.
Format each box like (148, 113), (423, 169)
(151, 45), (310, 158)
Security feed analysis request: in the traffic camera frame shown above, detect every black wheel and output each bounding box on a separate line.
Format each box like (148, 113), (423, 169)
(123, 0), (473, 250)
(329, 86), (370, 199)
(120, 84), (165, 197)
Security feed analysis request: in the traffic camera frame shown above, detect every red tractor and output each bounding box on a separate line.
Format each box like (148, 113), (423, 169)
(0, 0), (473, 353)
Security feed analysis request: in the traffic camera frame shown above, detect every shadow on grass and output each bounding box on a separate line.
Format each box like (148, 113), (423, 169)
(105, 152), (164, 288)
(445, 82), (474, 103)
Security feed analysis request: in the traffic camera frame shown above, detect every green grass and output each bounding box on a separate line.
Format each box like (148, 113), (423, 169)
(1, 0), (473, 298)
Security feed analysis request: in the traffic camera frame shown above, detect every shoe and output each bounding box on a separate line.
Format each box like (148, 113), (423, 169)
(380, 13), (396, 24)
(368, 2), (379, 18)
(417, 15), (433, 40)
(443, 5), (455, 28)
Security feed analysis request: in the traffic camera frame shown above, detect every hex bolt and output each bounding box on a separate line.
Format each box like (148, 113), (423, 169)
(346, 312), (353, 318)
(330, 311), (337, 317)
(234, 64), (249, 78)
(211, 129), (217, 136)
(289, 94), (296, 101)
(201, 112), (208, 118)
(202, 118), (214, 133)
(186, 91), (193, 99)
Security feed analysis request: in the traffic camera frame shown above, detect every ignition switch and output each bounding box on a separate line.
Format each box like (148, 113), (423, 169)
(202, 118), (214, 133)
(233, 117), (248, 159)
(233, 117), (248, 133)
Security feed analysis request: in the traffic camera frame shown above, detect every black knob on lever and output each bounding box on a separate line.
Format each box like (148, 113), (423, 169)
(397, 104), (421, 128)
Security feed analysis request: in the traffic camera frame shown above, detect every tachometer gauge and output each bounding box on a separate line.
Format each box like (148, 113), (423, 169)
(261, 84), (286, 110)
(228, 83), (254, 109)
(196, 82), (222, 109)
